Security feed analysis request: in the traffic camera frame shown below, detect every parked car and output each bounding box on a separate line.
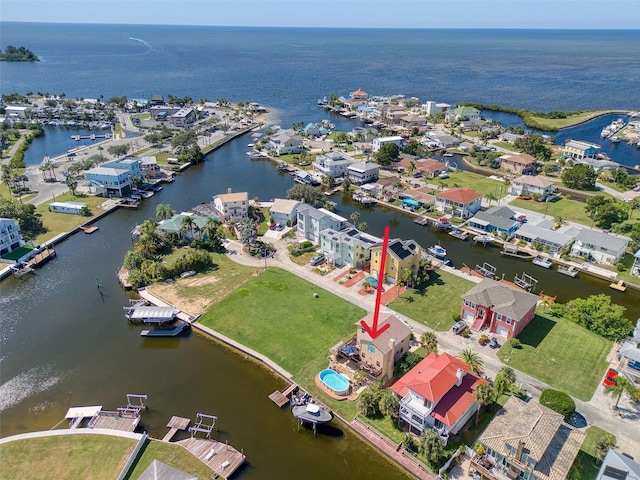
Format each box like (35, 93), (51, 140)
(310, 254), (325, 266)
(603, 368), (618, 387)
(452, 320), (466, 335)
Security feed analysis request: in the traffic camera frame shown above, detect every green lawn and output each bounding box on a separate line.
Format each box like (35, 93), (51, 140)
(438, 171), (507, 199)
(573, 426), (615, 480)
(526, 110), (612, 130)
(33, 192), (107, 243)
(126, 440), (216, 479)
(199, 267), (366, 380)
(389, 270), (475, 330)
(492, 141), (518, 151)
(508, 196), (594, 226)
(0, 435), (135, 480)
(497, 310), (612, 401)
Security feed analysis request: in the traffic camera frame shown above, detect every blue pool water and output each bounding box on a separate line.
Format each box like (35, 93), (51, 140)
(365, 276), (379, 288)
(319, 369), (350, 396)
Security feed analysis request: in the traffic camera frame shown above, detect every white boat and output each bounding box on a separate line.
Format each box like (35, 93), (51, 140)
(473, 234), (494, 245)
(247, 143), (254, 148)
(557, 265), (579, 277)
(428, 244), (447, 258)
(532, 256), (553, 268)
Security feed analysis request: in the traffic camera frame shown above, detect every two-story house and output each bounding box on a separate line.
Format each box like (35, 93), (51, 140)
(473, 396), (584, 480)
(140, 156), (162, 179)
(563, 140), (600, 160)
(269, 199), (299, 227)
(212, 189), (249, 222)
(347, 161), (379, 185)
(356, 312), (412, 383)
(370, 238), (421, 284)
(461, 279), (539, 338)
(570, 229), (629, 265)
(320, 226), (381, 268)
(498, 153), (538, 175)
(313, 152), (353, 178)
(0, 218), (24, 258)
(510, 175), (555, 200)
(84, 166), (133, 197)
(391, 352), (488, 443)
(435, 187), (483, 219)
(372, 136), (404, 153)
(297, 205), (348, 244)
(269, 129), (304, 155)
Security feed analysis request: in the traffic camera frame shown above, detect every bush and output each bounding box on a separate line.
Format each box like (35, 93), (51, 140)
(616, 262), (626, 272)
(540, 389), (576, 421)
(508, 338), (522, 349)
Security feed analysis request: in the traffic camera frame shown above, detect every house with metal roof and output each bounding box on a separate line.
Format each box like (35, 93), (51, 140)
(468, 206), (522, 235)
(319, 226), (380, 268)
(473, 396), (584, 480)
(435, 187), (483, 219)
(512, 223), (575, 255)
(347, 161), (379, 185)
(268, 129), (304, 155)
(461, 279), (539, 338)
(596, 448), (640, 480)
(563, 140), (600, 160)
(510, 175), (555, 200)
(370, 238), (422, 284)
(570, 229), (629, 265)
(391, 352), (488, 442)
(84, 166), (133, 197)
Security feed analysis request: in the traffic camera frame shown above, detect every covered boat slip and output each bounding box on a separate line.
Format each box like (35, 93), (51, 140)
(124, 305), (178, 324)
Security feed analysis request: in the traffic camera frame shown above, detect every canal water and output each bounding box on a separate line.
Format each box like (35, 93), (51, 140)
(1, 125), (638, 479)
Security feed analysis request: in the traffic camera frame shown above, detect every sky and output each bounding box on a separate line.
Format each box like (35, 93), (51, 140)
(1, 0), (639, 29)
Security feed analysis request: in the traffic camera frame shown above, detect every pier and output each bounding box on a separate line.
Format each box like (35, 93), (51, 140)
(162, 415), (191, 442)
(176, 437), (245, 479)
(268, 382), (298, 407)
(27, 247), (56, 268)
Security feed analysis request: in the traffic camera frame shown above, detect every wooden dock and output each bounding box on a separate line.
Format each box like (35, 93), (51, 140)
(413, 216), (430, 226)
(176, 437), (245, 479)
(268, 383), (298, 407)
(610, 280), (627, 291)
(88, 410), (140, 432)
(27, 247), (56, 268)
(162, 416), (191, 442)
(79, 225), (99, 234)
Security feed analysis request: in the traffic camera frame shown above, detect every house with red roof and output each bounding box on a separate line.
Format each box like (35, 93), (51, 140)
(498, 153), (538, 175)
(390, 352), (488, 443)
(435, 187), (483, 219)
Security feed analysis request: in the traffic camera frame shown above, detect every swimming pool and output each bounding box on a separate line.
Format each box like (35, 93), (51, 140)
(319, 369), (350, 396)
(364, 276), (378, 288)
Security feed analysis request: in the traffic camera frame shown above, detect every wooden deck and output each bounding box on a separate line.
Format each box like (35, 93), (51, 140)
(610, 280), (627, 291)
(89, 411), (140, 432)
(176, 437), (245, 479)
(79, 225), (99, 234)
(27, 248), (56, 268)
(162, 416), (190, 442)
(268, 383), (298, 407)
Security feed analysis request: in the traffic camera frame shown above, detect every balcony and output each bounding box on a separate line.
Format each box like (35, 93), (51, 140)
(471, 455), (522, 480)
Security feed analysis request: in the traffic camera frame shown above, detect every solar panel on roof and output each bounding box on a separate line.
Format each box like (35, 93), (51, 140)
(389, 241), (410, 260)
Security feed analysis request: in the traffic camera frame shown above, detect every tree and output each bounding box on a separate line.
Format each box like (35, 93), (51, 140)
(473, 383), (494, 424)
(238, 218), (258, 248)
(604, 376), (639, 410)
(342, 177), (352, 194)
(65, 176), (78, 196)
(419, 430), (444, 463)
(378, 389), (400, 418)
(107, 144), (130, 157)
(420, 332), (438, 354)
(552, 216), (567, 230)
(179, 144), (204, 165)
(494, 367), (516, 396)
(595, 435), (616, 463)
(202, 217), (224, 251)
(485, 192), (498, 205)
(333, 131), (350, 146)
(457, 349), (484, 375)
(357, 221), (368, 232)
(395, 351), (423, 377)
(156, 203), (176, 221)
(585, 195), (629, 230)
(180, 215), (196, 240)
(405, 161), (416, 176)
(540, 389), (576, 421)
(561, 164), (597, 190)
(350, 211), (360, 225)
(357, 389), (379, 417)
(513, 134), (551, 162)
(123, 250), (144, 271)
(563, 294), (632, 341)
(402, 267), (413, 288)
(286, 184), (325, 208)
(376, 143), (399, 166)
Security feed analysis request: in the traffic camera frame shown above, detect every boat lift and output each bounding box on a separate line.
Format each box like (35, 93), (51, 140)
(514, 272), (538, 292)
(189, 412), (219, 439)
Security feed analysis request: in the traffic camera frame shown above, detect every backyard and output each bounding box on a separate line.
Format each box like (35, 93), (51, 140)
(390, 269), (475, 331)
(497, 310), (612, 401)
(573, 426), (616, 480)
(508, 196), (594, 226)
(437, 171), (507, 199)
(34, 192), (107, 243)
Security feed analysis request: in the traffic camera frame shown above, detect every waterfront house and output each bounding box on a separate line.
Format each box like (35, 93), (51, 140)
(170, 108), (195, 127)
(618, 319), (640, 383)
(84, 166), (133, 197)
(435, 187), (483, 219)
(399, 114), (426, 128)
(370, 238), (421, 285)
(375, 175), (403, 200)
(563, 140), (600, 160)
(320, 225), (380, 268)
(269, 198), (300, 227)
(423, 131), (461, 149)
(347, 161), (379, 185)
(446, 105), (480, 122)
(632, 249), (640, 278)
(421, 101), (451, 116)
(498, 132), (523, 144)
(212, 189), (249, 222)
(49, 201), (87, 215)
(461, 279), (539, 338)
(373, 136), (404, 153)
(268, 129), (304, 155)
(356, 312), (412, 383)
(103, 157), (142, 179)
(390, 352), (488, 443)
(157, 213), (215, 240)
(513, 223), (575, 255)
(296, 205), (348, 244)
(498, 153), (538, 175)
(510, 175), (555, 200)
(570, 229), (629, 265)
(468, 206), (521, 236)
(150, 94), (164, 105)
(397, 157), (448, 178)
(596, 448), (640, 480)
(5, 105), (30, 119)
(0, 218), (24, 258)
(140, 156), (162, 179)
(473, 396), (584, 480)
(313, 152), (353, 178)
(403, 185), (436, 205)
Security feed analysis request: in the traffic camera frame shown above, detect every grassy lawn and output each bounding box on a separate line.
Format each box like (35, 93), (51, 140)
(199, 267), (366, 381)
(0, 435), (135, 480)
(492, 141), (518, 151)
(573, 426), (615, 480)
(526, 110), (612, 130)
(126, 440), (215, 479)
(34, 192), (108, 243)
(438, 171), (507, 199)
(508, 196), (594, 226)
(497, 310), (612, 401)
(390, 269), (475, 331)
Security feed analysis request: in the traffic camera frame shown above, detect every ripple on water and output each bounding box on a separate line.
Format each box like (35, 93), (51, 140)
(0, 364), (64, 412)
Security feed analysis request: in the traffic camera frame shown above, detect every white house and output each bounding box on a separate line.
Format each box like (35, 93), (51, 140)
(170, 108), (195, 127)
(347, 161), (379, 185)
(570, 229), (629, 265)
(313, 152), (353, 178)
(269, 130), (304, 155)
(84, 166), (132, 197)
(596, 449), (640, 480)
(269, 199), (300, 227)
(5, 105), (29, 119)
(49, 201), (87, 215)
(0, 218), (24, 257)
(372, 136), (403, 153)
(632, 249), (640, 278)
(435, 187), (483, 219)
(212, 189), (249, 221)
(510, 175), (555, 200)
(296, 205), (347, 244)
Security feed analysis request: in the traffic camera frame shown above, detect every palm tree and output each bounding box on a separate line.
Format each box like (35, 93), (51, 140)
(180, 216), (196, 240)
(595, 435), (616, 463)
(45, 161), (57, 181)
(420, 332), (438, 354)
(419, 430), (444, 463)
(402, 267), (413, 288)
(139, 219), (159, 236)
(457, 349), (484, 375)
(134, 235), (157, 258)
(604, 376), (639, 409)
(202, 217), (222, 248)
(39, 163), (50, 181)
(553, 216), (567, 230)
(393, 181), (404, 198)
(350, 211), (360, 226)
(156, 203), (176, 221)
(406, 161), (416, 176)
(485, 192), (498, 206)
(65, 176), (78, 196)
(357, 221), (368, 232)
(473, 383), (495, 424)
(494, 367), (516, 396)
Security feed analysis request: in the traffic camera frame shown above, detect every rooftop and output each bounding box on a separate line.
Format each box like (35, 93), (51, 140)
(436, 187), (482, 203)
(357, 312), (412, 355)
(462, 278), (539, 320)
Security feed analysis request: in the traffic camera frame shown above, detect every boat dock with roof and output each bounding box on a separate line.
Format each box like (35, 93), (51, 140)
(124, 305), (178, 324)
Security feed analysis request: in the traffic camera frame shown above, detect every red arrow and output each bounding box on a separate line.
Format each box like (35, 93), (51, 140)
(360, 225), (391, 340)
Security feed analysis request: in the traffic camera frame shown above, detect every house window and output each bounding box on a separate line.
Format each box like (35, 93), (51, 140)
(368, 345), (376, 354)
(464, 299), (470, 307)
(376, 361), (380, 367)
(506, 317), (512, 324)
(470, 302), (476, 309)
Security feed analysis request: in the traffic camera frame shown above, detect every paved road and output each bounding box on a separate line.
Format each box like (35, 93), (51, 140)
(225, 236), (640, 458)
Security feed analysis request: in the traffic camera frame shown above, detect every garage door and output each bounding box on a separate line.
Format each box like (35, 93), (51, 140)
(463, 311), (474, 321)
(496, 325), (509, 337)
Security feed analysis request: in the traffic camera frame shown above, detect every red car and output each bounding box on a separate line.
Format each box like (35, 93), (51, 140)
(603, 368), (618, 387)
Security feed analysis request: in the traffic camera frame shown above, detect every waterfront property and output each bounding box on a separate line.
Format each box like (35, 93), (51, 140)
(320, 225), (380, 268)
(510, 175), (555, 200)
(468, 206), (522, 236)
(157, 212), (217, 240)
(632, 249), (640, 278)
(498, 153), (538, 175)
(563, 139), (600, 160)
(372, 135), (404, 153)
(268, 129), (304, 155)
(297, 204), (348, 243)
(269, 198), (299, 227)
(347, 160), (380, 185)
(84, 166), (133, 197)
(212, 189), (249, 221)
(0, 217), (25, 258)
(570, 229), (629, 265)
(461, 279), (539, 339)
(369, 237), (421, 285)
(170, 107), (195, 127)
(472, 396), (584, 480)
(313, 151), (353, 178)
(140, 155), (162, 179)
(513, 220), (576, 256)
(435, 187), (483, 219)
(390, 352), (488, 443)
(49, 201), (87, 215)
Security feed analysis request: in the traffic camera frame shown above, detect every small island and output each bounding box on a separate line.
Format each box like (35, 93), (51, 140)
(0, 45), (39, 62)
